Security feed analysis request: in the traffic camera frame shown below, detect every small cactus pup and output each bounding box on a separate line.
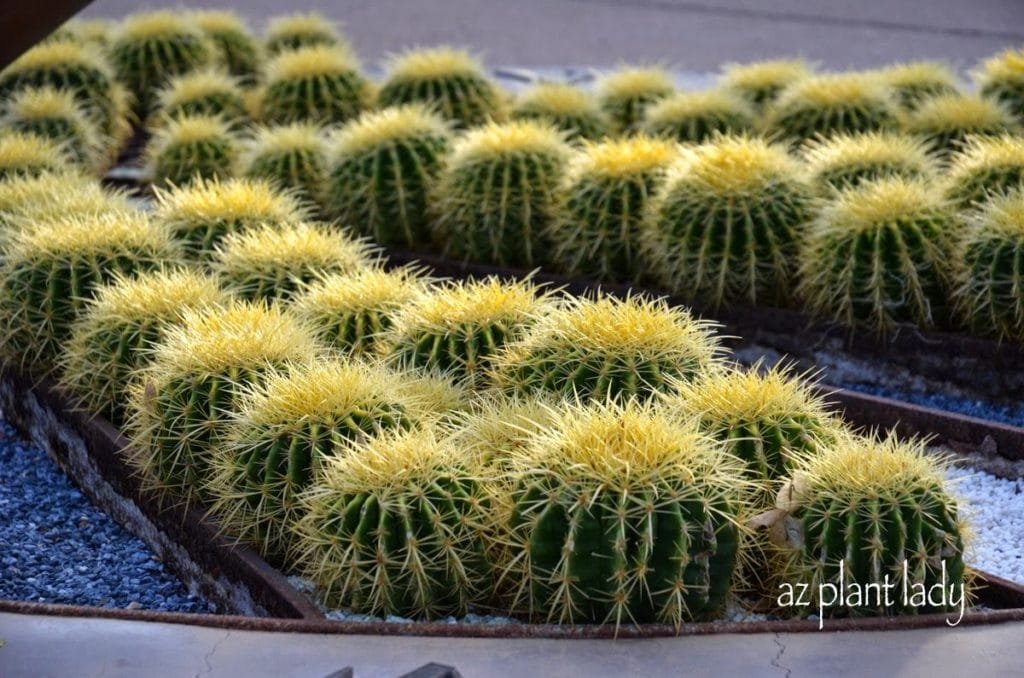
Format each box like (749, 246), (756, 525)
(385, 276), (552, 384)
(0, 131), (71, 181)
(954, 188), (1024, 341)
(377, 47), (504, 129)
(798, 176), (957, 334)
(207, 358), (453, 562)
(294, 427), (493, 619)
(326, 105), (452, 249)
(642, 89), (756, 143)
(258, 45), (372, 127)
(213, 221), (373, 302)
(0, 87), (109, 173)
(59, 268), (227, 424)
(943, 134), (1024, 208)
(770, 432), (969, 620)
(765, 74), (899, 147)
(292, 265), (430, 355)
(238, 123), (328, 213)
(152, 176), (308, 260)
(126, 300), (319, 504)
(802, 131), (937, 192)
(643, 135), (815, 307)
(899, 93), (1017, 159)
(432, 120), (571, 267)
(510, 81), (609, 141)
(720, 59), (813, 110)
(974, 47), (1024, 122)
(550, 135), (677, 281)
(107, 11), (213, 116)
(595, 65), (675, 134)
(144, 114), (239, 189)
(0, 210), (177, 371)
(263, 12), (345, 56)
(492, 293), (723, 402)
(151, 69), (249, 129)
(874, 61), (960, 110)
(192, 10), (261, 85)
(500, 398), (750, 628)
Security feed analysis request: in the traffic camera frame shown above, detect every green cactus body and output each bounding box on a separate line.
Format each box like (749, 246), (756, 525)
(774, 434), (968, 619)
(433, 120), (570, 267)
(511, 82), (609, 141)
(263, 13), (343, 56)
(292, 266), (429, 355)
(975, 48), (1024, 122)
(385, 277), (550, 383)
(192, 11), (260, 85)
(803, 132), (937, 192)
(126, 301), (318, 503)
(294, 428), (492, 619)
(145, 114), (239, 189)
(0, 210), (177, 370)
(153, 177), (307, 260)
(239, 123), (328, 213)
(720, 60), (813, 111)
(876, 61), (960, 110)
(643, 135), (815, 307)
(765, 74), (899, 146)
(153, 69), (249, 128)
(326, 106), (452, 248)
(899, 93), (1017, 158)
(0, 131), (71, 181)
(108, 11), (212, 115)
(595, 67), (675, 134)
(955, 189), (1024, 340)
(943, 135), (1024, 208)
(259, 45), (372, 127)
(0, 87), (108, 173)
(377, 48), (503, 129)
(214, 221), (372, 301)
(642, 90), (755, 143)
(501, 399), (748, 628)
(798, 177), (956, 334)
(208, 359), (454, 562)
(551, 136), (676, 281)
(59, 268), (226, 424)
(492, 294), (722, 402)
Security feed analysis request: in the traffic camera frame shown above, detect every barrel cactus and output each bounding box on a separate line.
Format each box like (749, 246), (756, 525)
(384, 277), (552, 383)
(954, 188), (1024, 341)
(642, 89), (756, 143)
(943, 134), (1024, 208)
(126, 300), (319, 503)
(0, 172), (132, 245)
(643, 135), (815, 307)
(492, 294), (723, 402)
(264, 12), (344, 56)
(0, 131), (71, 181)
(326, 105), (452, 249)
(153, 176), (307, 260)
(144, 114), (239, 189)
(377, 47), (503, 129)
(770, 433), (969, 619)
(259, 45), (372, 126)
(0, 87), (108, 173)
(59, 268), (227, 424)
(875, 61), (959, 110)
(213, 221), (373, 301)
(511, 81), (608, 141)
(595, 66), (674, 134)
(499, 398), (749, 628)
(48, 19), (112, 47)
(720, 59), (813, 110)
(802, 131), (937, 192)
(0, 210), (177, 370)
(292, 265), (430, 355)
(550, 135), (677, 281)
(765, 74), (899, 146)
(432, 120), (571, 267)
(294, 427), (492, 619)
(192, 10), (260, 85)
(238, 123), (328, 212)
(107, 11), (212, 115)
(449, 395), (556, 479)
(152, 68), (249, 128)
(900, 93), (1017, 158)
(974, 47), (1024, 122)
(798, 176), (957, 334)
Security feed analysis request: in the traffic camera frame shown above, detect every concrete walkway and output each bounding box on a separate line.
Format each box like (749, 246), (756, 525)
(1, 612), (1022, 677)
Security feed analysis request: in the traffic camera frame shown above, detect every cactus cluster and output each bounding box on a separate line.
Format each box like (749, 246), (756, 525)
(642, 89), (755, 143)
(942, 134), (1024, 208)
(511, 81), (608, 141)
(0, 87), (108, 172)
(802, 131), (937, 192)
(259, 45), (372, 127)
(192, 10), (261, 85)
(899, 93), (1017, 158)
(766, 74), (899, 146)
(144, 114), (239, 188)
(721, 59), (812, 110)
(595, 66), (674, 134)
(238, 123), (328, 212)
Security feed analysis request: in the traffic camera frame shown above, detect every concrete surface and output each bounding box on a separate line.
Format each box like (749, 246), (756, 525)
(1, 612), (1023, 677)
(77, 0), (1024, 73)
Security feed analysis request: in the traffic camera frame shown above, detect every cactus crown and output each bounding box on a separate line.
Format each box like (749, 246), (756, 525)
(669, 135), (803, 194)
(78, 267), (223, 323)
(449, 119), (569, 164)
(264, 12), (340, 50)
(114, 11), (199, 41)
(155, 68), (246, 112)
(244, 122), (323, 156)
(976, 47), (1024, 84)
(945, 133), (1024, 182)
(0, 173), (130, 237)
(330, 104), (450, 156)
(877, 61), (958, 98)
(823, 176), (947, 231)
(450, 395), (556, 468)
(3, 40), (110, 75)
(50, 19), (112, 45)
(514, 81), (598, 115)
(721, 59), (812, 94)
(901, 93), (1015, 132)
(215, 221), (372, 273)
(192, 10), (248, 34)
(394, 276), (545, 332)
(265, 44), (360, 82)
(777, 73), (890, 107)
(154, 176), (306, 228)
(383, 47), (486, 82)
(5, 209), (168, 260)
(3, 85), (90, 121)
(0, 131), (69, 178)
(596, 66), (674, 100)
(644, 88), (754, 122)
(146, 113), (234, 147)
(295, 265), (428, 315)
(968, 186), (1024, 238)
(802, 131), (937, 188)
(570, 135), (677, 178)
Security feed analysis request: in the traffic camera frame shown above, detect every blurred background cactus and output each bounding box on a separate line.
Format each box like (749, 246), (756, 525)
(259, 45), (372, 127)
(720, 59), (813, 111)
(0, 87), (109, 173)
(511, 81), (608, 141)
(595, 66), (674, 134)
(765, 74), (899, 146)
(642, 89), (756, 143)
(943, 134), (1024, 208)
(144, 114), (239, 189)
(191, 10), (260, 85)
(151, 69), (249, 129)
(802, 131), (937, 192)
(975, 47), (1024, 123)
(875, 61), (960, 110)
(264, 12), (345, 56)
(238, 123), (328, 213)
(899, 93), (1017, 158)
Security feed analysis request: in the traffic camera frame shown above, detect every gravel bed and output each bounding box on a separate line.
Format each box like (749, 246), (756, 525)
(835, 382), (1024, 428)
(949, 466), (1024, 585)
(0, 418), (214, 613)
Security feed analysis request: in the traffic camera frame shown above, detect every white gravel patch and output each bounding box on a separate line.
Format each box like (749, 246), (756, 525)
(949, 467), (1024, 585)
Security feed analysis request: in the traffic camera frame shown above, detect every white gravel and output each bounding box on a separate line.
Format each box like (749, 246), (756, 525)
(949, 467), (1024, 585)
